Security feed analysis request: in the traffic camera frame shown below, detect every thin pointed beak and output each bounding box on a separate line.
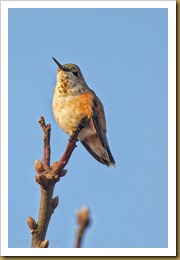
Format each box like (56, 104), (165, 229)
(52, 57), (64, 70)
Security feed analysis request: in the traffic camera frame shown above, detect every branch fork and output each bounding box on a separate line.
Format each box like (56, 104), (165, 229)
(27, 116), (86, 248)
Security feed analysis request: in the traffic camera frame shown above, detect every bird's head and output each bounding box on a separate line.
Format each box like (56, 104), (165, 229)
(52, 57), (88, 95)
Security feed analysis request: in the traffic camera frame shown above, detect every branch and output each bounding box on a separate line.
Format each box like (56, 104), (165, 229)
(27, 116), (86, 248)
(75, 206), (90, 248)
(39, 116), (51, 168)
(51, 117), (87, 175)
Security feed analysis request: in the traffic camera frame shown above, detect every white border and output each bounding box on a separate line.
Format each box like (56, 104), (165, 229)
(1, 0), (176, 257)
(0, 1), (177, 9)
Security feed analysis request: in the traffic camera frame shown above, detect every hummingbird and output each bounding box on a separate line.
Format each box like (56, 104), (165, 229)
(52, 57), (115, 168)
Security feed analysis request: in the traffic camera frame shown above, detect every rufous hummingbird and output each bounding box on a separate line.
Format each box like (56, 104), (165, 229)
(52, 57), (115, 168)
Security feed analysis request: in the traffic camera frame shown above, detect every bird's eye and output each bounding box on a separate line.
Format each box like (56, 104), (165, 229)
(72, 71), (79, 77)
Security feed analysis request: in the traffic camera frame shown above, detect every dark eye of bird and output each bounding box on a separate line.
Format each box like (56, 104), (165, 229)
(72, 71), (79, 77)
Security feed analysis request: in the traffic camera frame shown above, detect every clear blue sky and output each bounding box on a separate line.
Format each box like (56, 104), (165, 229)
(8, 8), (168, 248)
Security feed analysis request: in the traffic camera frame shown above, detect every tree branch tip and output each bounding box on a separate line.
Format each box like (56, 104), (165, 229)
(40, 240), (49, 248)
(39, 116), (51, 131)
(27, 216), (37, 230)
(39, 116), (45, 124)
(75, 205), (91, 248)
(76, 205), (90, 229)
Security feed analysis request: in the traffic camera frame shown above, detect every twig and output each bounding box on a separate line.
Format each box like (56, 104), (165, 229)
(39, 116), (51, 168)
(51, 117), (87, 175)
(27, 116), (86, 248)
(75, 206), (90, 248)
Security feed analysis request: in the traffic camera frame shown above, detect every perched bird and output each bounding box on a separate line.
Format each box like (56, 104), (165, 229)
(52, 57), (115, 168)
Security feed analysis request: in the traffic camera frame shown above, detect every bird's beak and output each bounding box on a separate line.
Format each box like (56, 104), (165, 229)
(52, 57), (64, 70)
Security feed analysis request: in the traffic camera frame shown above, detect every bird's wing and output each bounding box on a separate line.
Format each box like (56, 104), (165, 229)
(79, 89), (115, 167)
(92, 93), (115, 166)
(92, 94), (107, 148)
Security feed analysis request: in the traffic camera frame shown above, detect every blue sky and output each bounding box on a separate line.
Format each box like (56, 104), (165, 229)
(8, 8), (168, 248)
